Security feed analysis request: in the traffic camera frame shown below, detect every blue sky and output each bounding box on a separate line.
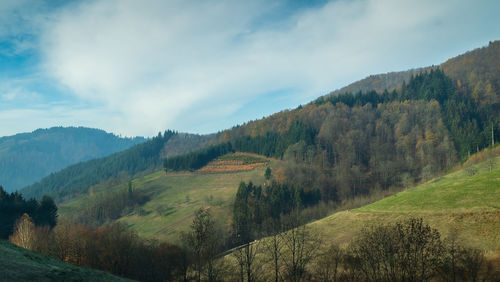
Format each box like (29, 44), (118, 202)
(1, 0), (499, 137)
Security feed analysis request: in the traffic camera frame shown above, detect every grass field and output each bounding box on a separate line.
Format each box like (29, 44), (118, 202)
(0, 240), (129, 282)
(60, 153), (278, 243)
(309, 153), (500, 255)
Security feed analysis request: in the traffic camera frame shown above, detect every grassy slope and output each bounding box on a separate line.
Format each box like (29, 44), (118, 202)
(61, 154), (280, 243)
(310, 154), (500, 254)
(0, 240), (129, 282)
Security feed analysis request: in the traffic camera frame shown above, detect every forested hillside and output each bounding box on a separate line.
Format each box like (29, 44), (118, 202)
(21, 131), (217, 202)
(0, 127), (145, 192)
(20, 131), (175, 201)
(20, 41), (500, 208)
(208, 42), (500, 205)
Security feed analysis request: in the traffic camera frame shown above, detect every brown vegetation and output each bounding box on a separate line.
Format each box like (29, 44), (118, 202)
(198, 152), (268, 173)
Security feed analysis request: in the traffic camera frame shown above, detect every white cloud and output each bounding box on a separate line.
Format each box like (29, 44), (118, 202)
(25, 0), (500, 136)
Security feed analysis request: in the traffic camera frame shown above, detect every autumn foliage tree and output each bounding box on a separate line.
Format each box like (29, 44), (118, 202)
(9, 213), (36, 250)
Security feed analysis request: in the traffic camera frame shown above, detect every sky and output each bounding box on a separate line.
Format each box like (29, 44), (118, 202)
(1, 0), (499, 138)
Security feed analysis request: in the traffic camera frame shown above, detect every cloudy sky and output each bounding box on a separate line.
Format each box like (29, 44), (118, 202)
(1, 0), (499, 137)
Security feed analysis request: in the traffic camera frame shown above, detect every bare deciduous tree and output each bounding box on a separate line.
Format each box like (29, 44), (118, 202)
(9, 213), (35, 250)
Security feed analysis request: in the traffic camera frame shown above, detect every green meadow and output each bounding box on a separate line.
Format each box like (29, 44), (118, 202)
(60, 157), (280, 243)
(309, 154), (500, 255)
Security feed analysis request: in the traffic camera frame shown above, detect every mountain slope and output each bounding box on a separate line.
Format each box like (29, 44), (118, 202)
(59, 153), (278, 243)
(0, 240), (129, 281)
(21, 41), (500, 210)
(309, 149), (500, 254)
(0, 127), (145, 192)
(21, 131), (217, 201)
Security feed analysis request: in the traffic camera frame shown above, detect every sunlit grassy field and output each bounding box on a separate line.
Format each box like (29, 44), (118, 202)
(310, 154), (500, 255)
(60, 154), (278, 243)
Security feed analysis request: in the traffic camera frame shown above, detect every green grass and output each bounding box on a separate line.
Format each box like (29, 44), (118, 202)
(0, 240), (129, 282)
(309, 155), (500, 254)
(60, 157), (277, 243)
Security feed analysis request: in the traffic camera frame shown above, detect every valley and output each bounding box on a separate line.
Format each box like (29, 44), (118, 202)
(1, 40), (499, 281)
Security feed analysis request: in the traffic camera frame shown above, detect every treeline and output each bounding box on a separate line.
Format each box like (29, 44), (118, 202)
(315, 88), (398, 108)
(163, 142), (233, 171)
(227, 217), (498, 281)
(8, 205), (499, 281)
(70, 182), (150, 226)
(232, 181), (320, 244)
(232, 120), (317, 158)
(9, 217), (188, 282)
(0, 186), (57, 239)
(21, 130), (176, 202)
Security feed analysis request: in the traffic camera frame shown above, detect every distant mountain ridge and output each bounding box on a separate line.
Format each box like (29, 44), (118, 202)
(0, 127), (145, 192)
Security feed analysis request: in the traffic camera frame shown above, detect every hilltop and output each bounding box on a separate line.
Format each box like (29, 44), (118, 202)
(0, 127), (145, 192)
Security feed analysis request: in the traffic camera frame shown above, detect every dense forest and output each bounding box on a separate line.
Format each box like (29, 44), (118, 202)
(0, 186), (57, 239)
(164, 142), (234, 172)
(0, 127), (145, 192)
(159, 67), (498, 209)
(21, 131), (176, 201)
(214, 69), (498, 204)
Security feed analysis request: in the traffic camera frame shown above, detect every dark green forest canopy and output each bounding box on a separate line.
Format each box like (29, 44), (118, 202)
(0, 186), (57, 239)
(163, 142), (234, 172)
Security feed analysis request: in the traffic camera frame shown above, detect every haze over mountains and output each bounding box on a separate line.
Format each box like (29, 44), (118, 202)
(0, 127), (145, 192)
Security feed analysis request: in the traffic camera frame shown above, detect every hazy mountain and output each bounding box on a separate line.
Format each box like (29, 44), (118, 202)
(0, 127), (145, 192)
